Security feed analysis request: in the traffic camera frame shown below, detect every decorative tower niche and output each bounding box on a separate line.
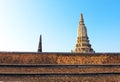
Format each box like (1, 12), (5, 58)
(74, 13), (94, 53)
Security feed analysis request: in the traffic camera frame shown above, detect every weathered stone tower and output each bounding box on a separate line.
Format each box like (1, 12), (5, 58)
(38, 35), (42, 52)
(74, 13), (94, 53)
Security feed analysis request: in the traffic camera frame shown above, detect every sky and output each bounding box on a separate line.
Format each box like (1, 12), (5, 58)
(0, 0), (120, 52)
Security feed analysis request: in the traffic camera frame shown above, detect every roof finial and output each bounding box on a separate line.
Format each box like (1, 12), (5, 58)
(80, 13), (84, 24)
(38, 35), (42, 52)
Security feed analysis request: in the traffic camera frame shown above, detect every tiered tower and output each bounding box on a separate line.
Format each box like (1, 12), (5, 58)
(74, 13), (94, 53)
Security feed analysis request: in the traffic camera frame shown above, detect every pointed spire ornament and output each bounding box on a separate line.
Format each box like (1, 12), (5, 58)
(80, 13), (84, 25)
(38, 35), (42, 52)
(74, 13), (94, 53)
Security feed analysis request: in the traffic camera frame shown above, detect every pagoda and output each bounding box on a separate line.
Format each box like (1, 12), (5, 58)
(74, 13), (94, 53)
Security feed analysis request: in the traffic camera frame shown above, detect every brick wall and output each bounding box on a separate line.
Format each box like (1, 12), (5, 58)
(0, 75), (119, 82)
(0, 52), (119, 65)
(0, 52), (119, 81)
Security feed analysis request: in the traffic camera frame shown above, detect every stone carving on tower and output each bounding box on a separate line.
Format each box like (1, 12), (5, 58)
(74, 13), (94, 53)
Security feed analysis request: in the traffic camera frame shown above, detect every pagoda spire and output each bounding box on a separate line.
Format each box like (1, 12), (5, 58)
(80, 13), (84, 25)
(74, 13), (94, 53)
(38, 35), (42, 52)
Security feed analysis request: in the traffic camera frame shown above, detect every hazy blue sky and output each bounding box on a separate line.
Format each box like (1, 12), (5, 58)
(0, 0), (120, 52)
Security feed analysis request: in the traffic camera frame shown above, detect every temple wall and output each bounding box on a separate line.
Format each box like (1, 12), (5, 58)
(0, 52), (119, 81)
(0, 52), (119, 65)
(0, 75), (119, 82)
(0, 65), (119, 74)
